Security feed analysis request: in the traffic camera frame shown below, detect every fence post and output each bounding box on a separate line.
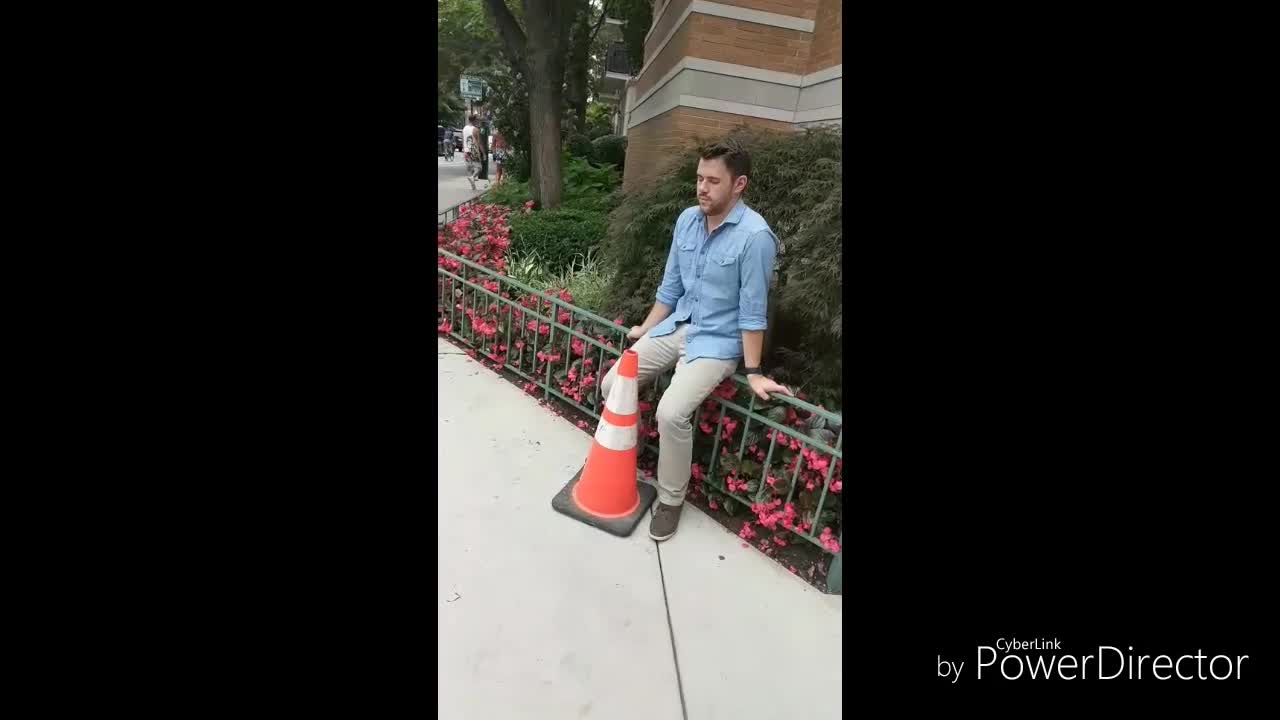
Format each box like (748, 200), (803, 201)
(826, 536), (842, 594)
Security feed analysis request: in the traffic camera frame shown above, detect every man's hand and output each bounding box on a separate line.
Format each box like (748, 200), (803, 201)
(627, 325), (646, 341)
(747, 374), (793, 401)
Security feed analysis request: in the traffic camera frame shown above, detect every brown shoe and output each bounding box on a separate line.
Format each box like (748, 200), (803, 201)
(649, 502), (682, 542)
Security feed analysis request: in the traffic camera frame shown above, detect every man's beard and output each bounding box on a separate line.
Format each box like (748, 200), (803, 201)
(700, 195), (730, 216)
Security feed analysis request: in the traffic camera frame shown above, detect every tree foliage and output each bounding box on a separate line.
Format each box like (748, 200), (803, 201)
(616, 0), (651, 72)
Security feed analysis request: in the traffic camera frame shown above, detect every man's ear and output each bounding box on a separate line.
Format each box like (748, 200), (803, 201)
(735, 175), (749, 195)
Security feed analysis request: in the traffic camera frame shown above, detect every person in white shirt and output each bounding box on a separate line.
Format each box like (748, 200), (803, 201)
(462, 115), (485, 190)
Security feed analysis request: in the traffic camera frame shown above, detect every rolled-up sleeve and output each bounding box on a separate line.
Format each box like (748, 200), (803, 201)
(738, 229), (777, 331)
(655, 228), (685, 307)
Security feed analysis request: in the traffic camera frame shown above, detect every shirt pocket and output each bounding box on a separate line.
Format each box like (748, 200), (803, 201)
(677, 240), (699, 282)
(704, 252), (739, 300)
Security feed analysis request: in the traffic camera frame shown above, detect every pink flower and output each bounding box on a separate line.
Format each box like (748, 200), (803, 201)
(614, 317), (625, 326)
(738, 523), (756, 540)
(577, 420), (589, 429)
(819, 527), (841, 554)
(690, 463), (704, 481)
(699, 422), (713, 435)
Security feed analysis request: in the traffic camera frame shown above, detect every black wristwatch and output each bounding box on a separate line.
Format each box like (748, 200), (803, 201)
(743, 366), (762, 376)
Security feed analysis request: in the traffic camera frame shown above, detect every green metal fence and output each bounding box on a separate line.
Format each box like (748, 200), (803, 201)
(438, 190), (491, 228)
(438, 246), (844, 593)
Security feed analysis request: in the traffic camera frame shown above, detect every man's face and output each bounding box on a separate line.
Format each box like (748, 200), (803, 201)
(696, 157), (745, 216)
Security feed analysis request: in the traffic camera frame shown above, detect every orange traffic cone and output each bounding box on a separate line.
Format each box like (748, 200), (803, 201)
(551, 349), (657, 536)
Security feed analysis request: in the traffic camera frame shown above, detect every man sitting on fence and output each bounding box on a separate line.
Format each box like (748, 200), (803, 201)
(599, 139), (792, 542)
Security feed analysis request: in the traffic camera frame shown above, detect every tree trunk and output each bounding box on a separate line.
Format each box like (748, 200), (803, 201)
(565, 10), (591, 135)
(484, 0), (580, 209)
(527, 48), (564, 208)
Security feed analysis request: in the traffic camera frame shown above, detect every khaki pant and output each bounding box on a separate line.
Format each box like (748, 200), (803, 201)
(600, 324), (738, 506)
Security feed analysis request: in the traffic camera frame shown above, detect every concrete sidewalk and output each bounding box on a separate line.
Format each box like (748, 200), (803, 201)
(438, 155), (491, 213)
(438, 337), (842, 719)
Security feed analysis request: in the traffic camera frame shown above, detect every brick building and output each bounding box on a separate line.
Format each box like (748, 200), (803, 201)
(621, 0), (842, 189)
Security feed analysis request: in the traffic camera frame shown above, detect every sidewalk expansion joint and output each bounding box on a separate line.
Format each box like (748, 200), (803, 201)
(655, 541), (689, 720)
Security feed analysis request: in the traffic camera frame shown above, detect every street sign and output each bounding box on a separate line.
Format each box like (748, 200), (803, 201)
(459, 76), (487, 100)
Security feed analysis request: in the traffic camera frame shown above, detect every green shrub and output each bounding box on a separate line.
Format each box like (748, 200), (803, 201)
(597, 125), (843, 398)
(509, 207), (610, 273)
(561, 154), (621, 212)
(489, 154), (619, 213)
(590, 134), (627, 171)
(511, 149), (533, 182)
(486, 179), (532, 210)
(565, 132), (593, 160)
(549, 250), (613, 315)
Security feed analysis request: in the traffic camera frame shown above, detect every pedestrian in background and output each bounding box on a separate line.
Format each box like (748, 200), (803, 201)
(492, 132), (509, 186)
(463, 114), (485, 190)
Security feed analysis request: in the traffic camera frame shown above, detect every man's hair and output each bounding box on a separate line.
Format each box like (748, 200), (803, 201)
(699, 139), (751, 180)
(468, 114), (478, 124)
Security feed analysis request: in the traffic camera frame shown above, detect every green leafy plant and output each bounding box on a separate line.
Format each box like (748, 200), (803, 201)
(590, 134), (627, 172)
(486, 178), (533, 210)
(548, 249), (613, 314)
(508, 207), (610, 273)
(585, 102), (615, 139)
(565, 132), (593, 160)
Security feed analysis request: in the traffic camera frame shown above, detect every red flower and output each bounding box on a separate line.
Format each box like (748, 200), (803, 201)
(819, 527), (841, 554)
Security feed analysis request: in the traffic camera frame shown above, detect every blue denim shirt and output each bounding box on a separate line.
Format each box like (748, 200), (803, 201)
(649, 199), (779, 362)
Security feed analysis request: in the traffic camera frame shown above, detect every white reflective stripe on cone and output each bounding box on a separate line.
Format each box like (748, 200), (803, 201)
(605, 376), (638, 415)
(594, 417), (638, 451)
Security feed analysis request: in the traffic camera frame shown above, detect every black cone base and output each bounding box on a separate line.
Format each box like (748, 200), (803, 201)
(551, 466), (658, 538)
